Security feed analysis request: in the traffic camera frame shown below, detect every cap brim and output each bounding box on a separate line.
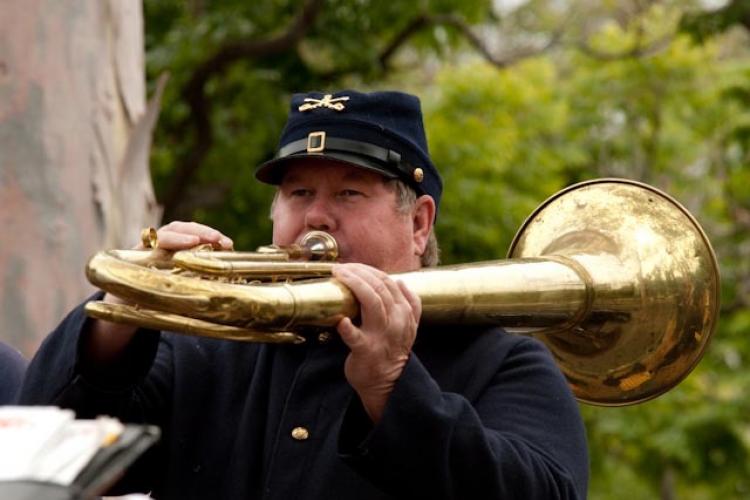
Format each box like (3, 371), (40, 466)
(255, 151), (399, 185)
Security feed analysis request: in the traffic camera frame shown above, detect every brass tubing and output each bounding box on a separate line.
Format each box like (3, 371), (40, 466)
(83, 179), (720, 406)
(87, 252), (589, 332)
(86, 252), (298, 328)
(85, 302), (305, 344)
(171, 252), (335, 278)
(392, 260), (589, 328)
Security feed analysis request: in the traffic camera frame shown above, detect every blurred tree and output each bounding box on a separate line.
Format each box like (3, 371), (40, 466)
(0, 0), (160, 355)
(681, 0), (750, 42)
(141, 0), (548, 249)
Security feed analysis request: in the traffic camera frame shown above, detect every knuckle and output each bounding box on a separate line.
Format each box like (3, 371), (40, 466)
(372, 281), (389, 297)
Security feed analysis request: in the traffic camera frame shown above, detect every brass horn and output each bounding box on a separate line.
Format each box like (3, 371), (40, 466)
(84, 179), (720, 406)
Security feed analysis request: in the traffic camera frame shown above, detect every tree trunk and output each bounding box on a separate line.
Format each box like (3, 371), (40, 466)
(0, 0), (160, 357)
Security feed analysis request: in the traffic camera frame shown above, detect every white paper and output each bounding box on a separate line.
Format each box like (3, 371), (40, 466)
(0, 407), (124, 485)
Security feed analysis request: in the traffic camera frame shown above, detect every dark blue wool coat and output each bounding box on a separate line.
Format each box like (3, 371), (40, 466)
(20, 295), (588, 499)
(0, 341), (27, 405)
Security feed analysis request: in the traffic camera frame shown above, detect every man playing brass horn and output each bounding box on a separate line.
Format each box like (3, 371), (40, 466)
(19, 91), (588, 498)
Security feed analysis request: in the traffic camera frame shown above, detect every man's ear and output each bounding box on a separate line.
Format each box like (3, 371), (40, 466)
(412, 195), (436, 256)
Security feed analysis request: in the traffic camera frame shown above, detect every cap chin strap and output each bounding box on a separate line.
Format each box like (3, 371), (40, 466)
(277, 135), (413, 174)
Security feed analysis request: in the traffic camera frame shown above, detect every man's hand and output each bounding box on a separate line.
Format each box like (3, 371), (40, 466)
(86, 222), (233, 364)
(332, 263), (421, 424)
(137, 221), (234, 251)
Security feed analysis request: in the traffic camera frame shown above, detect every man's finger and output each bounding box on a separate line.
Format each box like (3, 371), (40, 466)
(398, 280), (422, 320)
(153, 231), (201, 250)
(137, 222), (233, 250)
(337, 317), (366, 351)
(333, 265), (390, 319)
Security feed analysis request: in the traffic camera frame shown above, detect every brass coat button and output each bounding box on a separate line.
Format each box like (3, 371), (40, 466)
(291, 427), (309, 441)
(317, 332), (332, 344)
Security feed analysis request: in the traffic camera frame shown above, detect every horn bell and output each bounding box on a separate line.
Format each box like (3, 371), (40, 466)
(507, 179), (720, 406)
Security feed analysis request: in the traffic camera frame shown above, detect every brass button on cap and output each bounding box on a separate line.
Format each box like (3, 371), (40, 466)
(413, 167), (424, 183)
(291, 426), (309, 441)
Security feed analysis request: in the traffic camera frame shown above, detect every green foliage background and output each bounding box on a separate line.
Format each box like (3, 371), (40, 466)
(143, 1), (750, 497)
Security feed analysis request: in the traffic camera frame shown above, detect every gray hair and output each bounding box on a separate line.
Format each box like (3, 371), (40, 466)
(386, 179), (440, 267)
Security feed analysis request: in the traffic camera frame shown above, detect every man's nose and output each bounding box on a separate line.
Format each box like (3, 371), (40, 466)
(304, 197), (337, 232)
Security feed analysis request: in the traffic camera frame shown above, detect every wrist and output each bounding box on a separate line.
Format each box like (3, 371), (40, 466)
(357, 392), (387, 424)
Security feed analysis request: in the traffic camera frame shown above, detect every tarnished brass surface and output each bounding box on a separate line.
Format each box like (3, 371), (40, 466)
(86, 251), (358, 330)
(170, 253), (335, 278)
(100, 230), (338, 278)
(508, 179), (719, 405)
(140, 227), (159, 249)
(84, 179), (720, 406)
(85, 301), (305, 344)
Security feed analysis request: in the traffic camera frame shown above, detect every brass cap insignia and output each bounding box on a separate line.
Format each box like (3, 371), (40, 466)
(298, 94), (350, 112)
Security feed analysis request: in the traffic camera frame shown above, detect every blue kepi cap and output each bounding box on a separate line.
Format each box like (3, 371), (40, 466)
(256, 90), (443, 214)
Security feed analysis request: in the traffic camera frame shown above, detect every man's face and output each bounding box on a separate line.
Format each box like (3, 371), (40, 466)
(271, 161), (428, 273)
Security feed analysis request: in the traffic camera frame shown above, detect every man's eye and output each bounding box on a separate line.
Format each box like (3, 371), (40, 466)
(338, 189), (363, 198)
(290, 189), (312, 197)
